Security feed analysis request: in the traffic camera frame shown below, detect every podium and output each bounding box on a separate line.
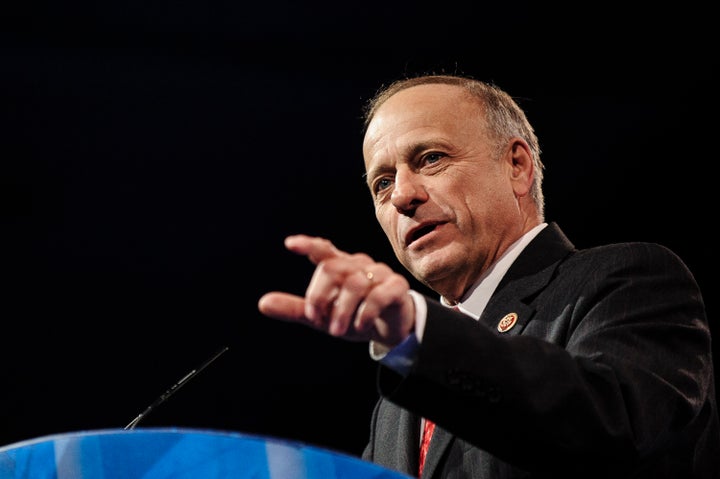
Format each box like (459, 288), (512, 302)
(0, 428), (413, 479)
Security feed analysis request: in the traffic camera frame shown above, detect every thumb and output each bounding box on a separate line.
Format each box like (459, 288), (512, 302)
(258, 291), (309, 323)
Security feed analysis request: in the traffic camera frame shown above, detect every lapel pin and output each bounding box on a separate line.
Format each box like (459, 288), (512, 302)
(497, 312), (518, 333)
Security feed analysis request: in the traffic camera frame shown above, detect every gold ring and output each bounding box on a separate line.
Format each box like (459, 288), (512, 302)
(365, 271), (374, 281)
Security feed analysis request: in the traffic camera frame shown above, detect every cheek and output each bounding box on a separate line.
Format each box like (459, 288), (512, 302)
(376, 210), (404, 252)
(375, 208), (395, 237)
(375, 215), (396, 237)
(462, 186), (511, 227)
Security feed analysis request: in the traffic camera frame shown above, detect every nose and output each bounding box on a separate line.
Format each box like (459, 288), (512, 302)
(390, 167), (428, 213)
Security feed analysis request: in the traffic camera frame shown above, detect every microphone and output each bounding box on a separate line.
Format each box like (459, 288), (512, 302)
(124, 345), (230, 430)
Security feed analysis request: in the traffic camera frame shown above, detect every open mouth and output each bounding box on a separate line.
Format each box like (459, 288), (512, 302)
(407, 223), (439, 246)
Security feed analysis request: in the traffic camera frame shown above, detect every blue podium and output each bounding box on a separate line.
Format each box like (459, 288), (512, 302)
(0, 428), (413, 479)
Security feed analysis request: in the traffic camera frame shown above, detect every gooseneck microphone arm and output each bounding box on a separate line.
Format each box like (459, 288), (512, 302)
(124, 345), (230, 430)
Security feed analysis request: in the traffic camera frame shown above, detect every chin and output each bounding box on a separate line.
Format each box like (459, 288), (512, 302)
(408, 250), (462, 285)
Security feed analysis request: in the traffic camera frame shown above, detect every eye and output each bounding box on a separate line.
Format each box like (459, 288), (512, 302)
(373, 176), (393, 194)
(423, 152), (445, 165)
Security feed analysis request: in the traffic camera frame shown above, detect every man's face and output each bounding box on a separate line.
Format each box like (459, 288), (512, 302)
(362, 84), (524, 299)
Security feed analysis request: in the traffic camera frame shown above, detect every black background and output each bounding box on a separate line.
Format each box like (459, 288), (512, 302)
(2, 0), (717, 459)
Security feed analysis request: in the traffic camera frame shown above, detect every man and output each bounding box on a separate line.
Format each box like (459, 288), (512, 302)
(257, 74), (719, 478)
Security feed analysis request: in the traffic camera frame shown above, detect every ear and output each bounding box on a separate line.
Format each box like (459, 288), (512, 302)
(506, 138), (534, 199)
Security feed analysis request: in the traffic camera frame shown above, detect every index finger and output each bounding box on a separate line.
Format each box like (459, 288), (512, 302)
(284, 234), (347, 265)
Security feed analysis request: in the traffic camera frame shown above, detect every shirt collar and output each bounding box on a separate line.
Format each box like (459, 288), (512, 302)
(441, 223), (547, 319)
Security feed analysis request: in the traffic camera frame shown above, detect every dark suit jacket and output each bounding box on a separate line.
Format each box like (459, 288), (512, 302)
(362, 223), (719, 478)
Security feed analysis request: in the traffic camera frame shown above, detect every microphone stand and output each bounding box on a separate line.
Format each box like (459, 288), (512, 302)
(124, 346), (229, 430)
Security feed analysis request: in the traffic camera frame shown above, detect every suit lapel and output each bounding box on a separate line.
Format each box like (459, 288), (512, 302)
(479, 297), (535, 336)
(479, 222), (575, 336)
(420, 224), (576, 476)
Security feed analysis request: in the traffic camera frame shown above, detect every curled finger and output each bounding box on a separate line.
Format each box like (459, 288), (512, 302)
(328, 268), (378, 336)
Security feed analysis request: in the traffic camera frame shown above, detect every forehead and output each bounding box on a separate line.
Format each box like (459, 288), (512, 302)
(373, 83), (475, 122)
(363, 84), (483, 152)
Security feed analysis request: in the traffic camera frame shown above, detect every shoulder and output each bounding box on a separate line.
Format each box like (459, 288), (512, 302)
(531, 223), (694, 279)
(537, 223), (699, 289)
(558, 241), (704, 304)
(539, 224), (687, 268)
(573, 241), (690, 272)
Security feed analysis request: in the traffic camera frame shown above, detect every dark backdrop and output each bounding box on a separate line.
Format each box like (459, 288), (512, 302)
(2, 0), (717, 458)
